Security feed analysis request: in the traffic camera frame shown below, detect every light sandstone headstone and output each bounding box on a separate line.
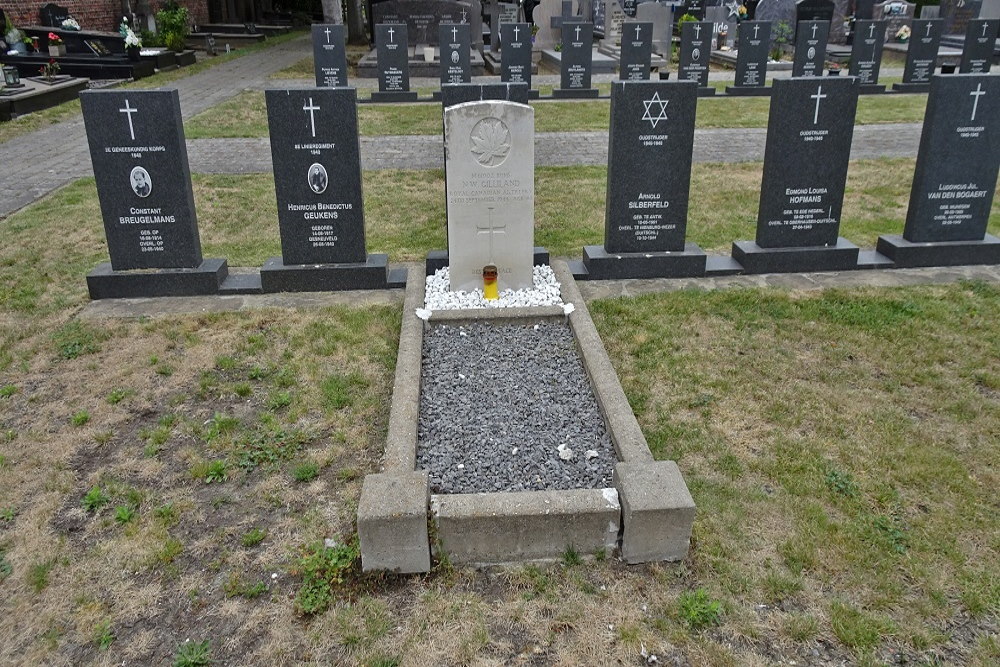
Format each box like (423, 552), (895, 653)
(445, 100), (535, 291)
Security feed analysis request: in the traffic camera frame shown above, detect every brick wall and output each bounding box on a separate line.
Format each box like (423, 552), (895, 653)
(4, 1), (210, 32)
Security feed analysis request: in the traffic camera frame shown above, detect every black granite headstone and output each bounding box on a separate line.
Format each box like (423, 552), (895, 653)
(620, 22), (653, 81)
(440, 23), (472, 84)
(261, 88), (391, 291)
(312, 24), (349, 87)
(440, 82), (531, 107)
(500, 22), (533, 88)
(893, 18), (942, 92)
(726, 21), (771, 96)
(855, 0), (875, 19)
(554, 22), (599, 98)
(373, 0), (475, 45)
(582, 80), (706, 279)
(959, 19), (999, 73)
(732, 77), (862, 273)
(795, 0), (835, 24)
(373, 23), (418, 102)
(39, 3), (70, 27)
(849, 19), (887, 93)
(622, 0), (638, 17)
(792, 20), (830, 77)
(679, 20), (716, 95)
(877, 75), (1000, 267)
(684, 0), (706, 20)
(81, 89), (227, 298)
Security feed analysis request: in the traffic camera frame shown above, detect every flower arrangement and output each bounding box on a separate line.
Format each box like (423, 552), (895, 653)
(119, 18), (143, 48)
(39, 58), (60, 81)
(896, 25), (911, 42)
(47, 32), (63, 46)
(737, 5), (748, 22)
(61, 17), (81, 31)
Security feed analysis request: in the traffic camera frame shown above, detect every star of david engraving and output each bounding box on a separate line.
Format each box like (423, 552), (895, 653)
(642, 92), (669, 129)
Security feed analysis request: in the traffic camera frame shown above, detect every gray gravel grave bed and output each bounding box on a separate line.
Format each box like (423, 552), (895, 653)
(417, 321), (615, 494)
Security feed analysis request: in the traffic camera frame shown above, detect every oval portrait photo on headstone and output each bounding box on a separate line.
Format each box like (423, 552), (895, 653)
(692, 47), (700, 61)
(130, 166), (152, 198)
(451, 50), (459, 63)
(307, 163), (328, 195)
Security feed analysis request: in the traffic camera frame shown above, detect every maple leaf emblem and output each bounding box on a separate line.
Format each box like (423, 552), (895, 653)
(469, 118), (511, 167)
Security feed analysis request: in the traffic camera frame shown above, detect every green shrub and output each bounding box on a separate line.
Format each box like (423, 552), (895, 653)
(156, 2), (190, 53)
(677, 589), (723, 630)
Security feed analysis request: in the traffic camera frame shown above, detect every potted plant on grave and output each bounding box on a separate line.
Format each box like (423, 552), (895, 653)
(156, 2), (191, 53)
(39, 58), (60, 82)
(120, 19), (143, 61)
(47, 32), (66, 57)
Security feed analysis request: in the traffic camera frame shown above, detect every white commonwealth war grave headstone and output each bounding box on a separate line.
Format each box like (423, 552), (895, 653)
(444, 100), (535, 292)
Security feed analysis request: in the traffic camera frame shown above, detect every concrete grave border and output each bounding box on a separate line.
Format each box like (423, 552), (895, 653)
(358, 260), (695, 570)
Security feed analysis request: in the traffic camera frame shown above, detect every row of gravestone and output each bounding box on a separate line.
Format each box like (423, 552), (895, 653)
(314, 18), (999, 101)
(80, 74), (999, 301)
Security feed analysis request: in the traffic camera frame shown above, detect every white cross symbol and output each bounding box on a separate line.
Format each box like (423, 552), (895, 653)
(811, 85), (827, 125)
(119, 99), (138, 141)
(477, 208), (506, 261)
(513, 25), (520, 41)
(636, 25), (642, 40)
(461, 9), (468, 23)
(753, 24), (760, 39)
(452, 25), (459, 41)
(387, 26), (395, 43)
(303, 97), (320, 138)
(693, 23), (701, 39)
(982, 23), (989, 38)
(324, 27), (331, 43)
(575, 25), (581, 41)
(925, 22), (932, 37)
(969, 83), (985, 121)
(810, 23), (818, 39)
(868, 23), (876, 39)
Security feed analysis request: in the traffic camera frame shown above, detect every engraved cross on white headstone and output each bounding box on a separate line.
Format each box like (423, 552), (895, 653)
(969, 83), (985, 121)
(303, 97), (320, 137)
(119, 99), (138, 141)
(811, 85), (827, 124)
(477, 208), (507, 261)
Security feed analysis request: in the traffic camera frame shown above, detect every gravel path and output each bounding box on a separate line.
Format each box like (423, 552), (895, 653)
(417, 322), (614, 494)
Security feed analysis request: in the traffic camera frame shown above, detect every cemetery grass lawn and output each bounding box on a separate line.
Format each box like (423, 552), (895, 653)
(0, 31), (308, 145)
(1, 172), (999, 663)
(184, 86), (928, 139)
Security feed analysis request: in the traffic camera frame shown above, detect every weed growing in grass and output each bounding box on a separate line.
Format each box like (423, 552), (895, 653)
(114, 505), (136, 524)
(223, 572), (268, 599)
(173, 639), (211, 667)
(153, 537), (183, 566)
(870, 514), (909, 554)
(781, 613), (818, 641)
(81, 486), (110, 512)
(155, 363), (174, 377)
(336, 467), (360, 482)
(234, 382), (252, 397)
(53, 320), (105, 360)
(204, 413), (239, 442)
(0, 384), (17, 398)
(0, 506), (16, 521)
(830, 601), (894, 649)
(294, 539), (361, 615)
(0, 454), (7, 468)
(93, 619), (114, 650)
(241, 528), (266, 547)
(321, 371), (368, 410)
(0, 548), (12, 582)
(266, 390), (292, 410)
(293, 462), (319, 482)
(154, 503), (180, 526)
(248, 364), (269, 380)
(106, 388), (133, 404)
(215, 355), (237, 371)
(677, 589), (723, 630)
(561, 545), (582, 567)
(236, 425), (310, 471)
(825, 468), (859, 497)
(71, 410), (90, 427)
(28, 559), (56, 592)
(195, 460), (227, 484)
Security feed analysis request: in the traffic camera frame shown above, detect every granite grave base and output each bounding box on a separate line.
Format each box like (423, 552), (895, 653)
(724, 85), (772, 96)
(580, 244), (708, 280)
(0, 76), (88, 120)
(482, 50), (539, 76)
(731, 238), (861, 274)
(551, 87), (601, 98)
(891, 82), (931, 93)
(260, 254), (400, 292)
(859, 84), (887, 94)
(875, 234), (1000, 268)
(425, 248), (551, 276)
(87, 259), (228, 300)
(541, 48), (618, 73)
(370, 90), (420, 102)
(697, 87), (717, 96)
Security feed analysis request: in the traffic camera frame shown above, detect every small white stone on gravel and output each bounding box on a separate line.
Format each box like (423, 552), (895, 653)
(415, 308), (432, 320)
(423, 265), (564, 310)
(585, 449), (598, 460)
(511, 447), (518, 455)
(557, 443), (574, 460)
(457, 464), (464, 469)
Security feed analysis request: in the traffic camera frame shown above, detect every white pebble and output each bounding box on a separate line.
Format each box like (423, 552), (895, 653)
(424, 265), (564, 310)
(585, 449), (598, 460)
